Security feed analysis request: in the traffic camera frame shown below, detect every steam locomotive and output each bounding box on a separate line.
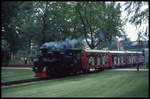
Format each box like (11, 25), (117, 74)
(32, 46), (145, 77)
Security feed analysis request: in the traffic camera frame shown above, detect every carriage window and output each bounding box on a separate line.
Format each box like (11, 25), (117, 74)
(102, 55), (105, 65)
(133, 55), (136, 63)
(118, 56), (120, 64)
(121, 56), (124, 64)
(128, 56), (131, 63)
(112, 55), (114, 64)
(113, 56), (116, 64)
(123, 55), (126, 63)
(94, 56), (97, 65)
(114, 56), (117, 64)
(88, 56), (94, 65)
(97, 55), (100, 66)
(99, 55), (102, 65)
(105, 55), (108, 64)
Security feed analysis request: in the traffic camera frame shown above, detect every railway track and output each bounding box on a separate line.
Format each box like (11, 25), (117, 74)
(1, 72), (83, 87)
(1, 71), (95, 88)
(1, 77), (50, 87)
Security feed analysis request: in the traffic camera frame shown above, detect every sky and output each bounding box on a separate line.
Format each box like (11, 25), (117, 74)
(119, 2), (137, 41)
(119, 2), (149, 41)
(122, 21), (138, 41)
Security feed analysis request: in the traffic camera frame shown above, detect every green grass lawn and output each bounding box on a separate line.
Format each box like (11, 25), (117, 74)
(2, 70), (149, 98)
(132, 64), (149, 69)
(1, 69), (37, 83)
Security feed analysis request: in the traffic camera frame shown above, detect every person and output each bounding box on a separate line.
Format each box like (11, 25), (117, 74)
(24, 57), (27, 64)
(31, 56), (34, 64)
(137, 64), (139, 71)
(21, 57), (24, 64)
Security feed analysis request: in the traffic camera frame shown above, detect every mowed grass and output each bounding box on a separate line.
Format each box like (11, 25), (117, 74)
(2, 70), (149, 98)
(131, 64), (149, 69)
(1, 69), (36, 83)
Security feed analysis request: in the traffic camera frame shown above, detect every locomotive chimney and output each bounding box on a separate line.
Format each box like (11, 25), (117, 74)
(40, 45), (48, 55)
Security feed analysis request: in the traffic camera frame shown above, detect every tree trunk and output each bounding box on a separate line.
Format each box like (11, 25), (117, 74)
(41, 2), (48, 45)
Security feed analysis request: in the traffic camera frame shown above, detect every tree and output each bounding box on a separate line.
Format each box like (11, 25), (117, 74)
(124, 1), (149, 41)
(11, 2), (35, 49)
(2, 1), (23, 60)
(120, 34), (132, 50)
(2, 1), (124, 58)
(32, 2), (84, 46)
(75, 2), (123, 49)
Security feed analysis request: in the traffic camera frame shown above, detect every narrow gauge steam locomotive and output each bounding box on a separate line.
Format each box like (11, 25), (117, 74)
(32, 46), (145, 77)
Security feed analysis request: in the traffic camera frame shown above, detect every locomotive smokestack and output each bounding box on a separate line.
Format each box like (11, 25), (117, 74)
(40, 45), (48, 54)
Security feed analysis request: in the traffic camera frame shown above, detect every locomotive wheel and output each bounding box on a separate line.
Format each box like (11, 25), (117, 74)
(82, 69), (89, 73)
(96, 68), (101, 72)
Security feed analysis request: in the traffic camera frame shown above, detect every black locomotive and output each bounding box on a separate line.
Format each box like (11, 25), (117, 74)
(33, 46), (83, 77)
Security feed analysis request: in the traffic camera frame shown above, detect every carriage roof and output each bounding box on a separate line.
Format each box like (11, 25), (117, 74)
(84, 49), (142, 54)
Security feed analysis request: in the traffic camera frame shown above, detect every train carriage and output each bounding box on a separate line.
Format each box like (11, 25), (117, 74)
(82, 50), (144, 70)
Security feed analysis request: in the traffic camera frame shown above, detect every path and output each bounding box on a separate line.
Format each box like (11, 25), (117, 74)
(2, 67), (32, 70)
(109, 68), (148, 71)
(2, 67), (148, 71)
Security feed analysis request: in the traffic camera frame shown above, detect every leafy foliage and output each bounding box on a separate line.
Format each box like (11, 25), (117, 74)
(2, 1), (124, 61)
(123, 1), (149, 41)
(75, 2), (123, 49)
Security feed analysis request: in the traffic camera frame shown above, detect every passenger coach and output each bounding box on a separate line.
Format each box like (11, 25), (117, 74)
(81, 49), (144, 72)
